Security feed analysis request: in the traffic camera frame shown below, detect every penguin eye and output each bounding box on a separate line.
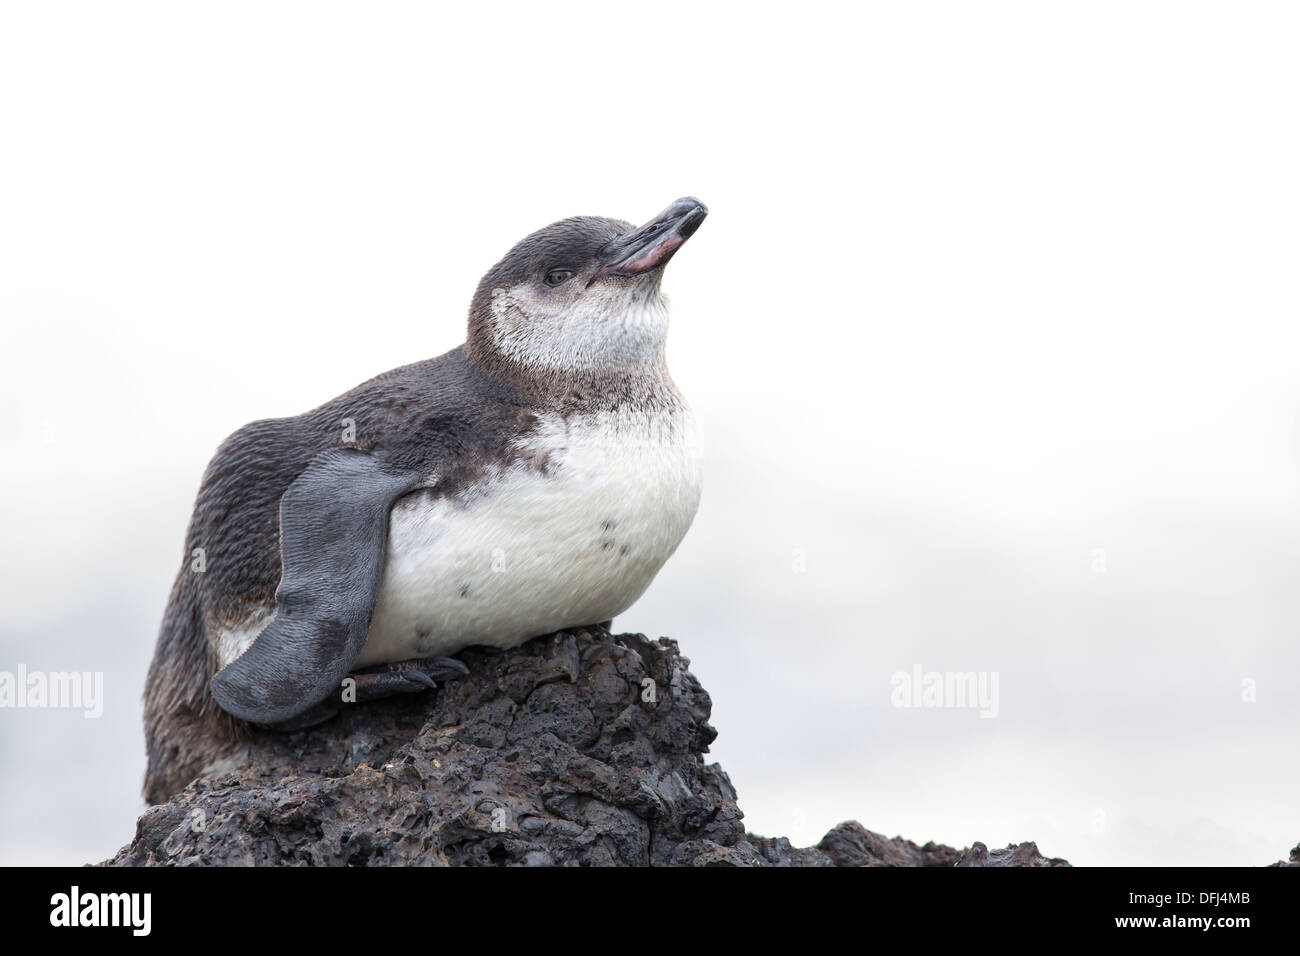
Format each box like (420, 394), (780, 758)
(544, 269), (573, 287)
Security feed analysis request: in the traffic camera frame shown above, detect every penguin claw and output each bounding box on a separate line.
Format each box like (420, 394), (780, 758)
(416, 656), (471, 682)
(402, 670), (438, 691)
(393, 656), (470, 689)
(342, 656), (470, 704)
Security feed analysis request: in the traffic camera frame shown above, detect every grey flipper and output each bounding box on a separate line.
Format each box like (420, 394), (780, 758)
(211, 448), (420, 725)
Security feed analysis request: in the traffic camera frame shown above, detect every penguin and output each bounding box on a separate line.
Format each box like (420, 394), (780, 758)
(142, 198), (708, 805)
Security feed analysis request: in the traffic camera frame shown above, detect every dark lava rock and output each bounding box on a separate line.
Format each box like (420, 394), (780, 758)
(106, 629), (1071, 867)
(1269, 845), (1300, 867)
(956, 841), (1069, 867)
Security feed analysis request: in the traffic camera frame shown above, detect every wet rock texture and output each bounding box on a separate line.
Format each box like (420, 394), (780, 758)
(107, 630), (1069, 867)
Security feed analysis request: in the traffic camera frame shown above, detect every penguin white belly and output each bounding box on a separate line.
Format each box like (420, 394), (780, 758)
(353, 409), (702, 667)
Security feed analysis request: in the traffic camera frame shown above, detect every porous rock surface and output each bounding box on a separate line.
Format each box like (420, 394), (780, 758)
(107, 629), (1070, 867)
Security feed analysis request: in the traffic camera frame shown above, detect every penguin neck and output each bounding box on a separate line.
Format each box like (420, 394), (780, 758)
(466, 343), (683, 417)
(554, 361), (684, 416)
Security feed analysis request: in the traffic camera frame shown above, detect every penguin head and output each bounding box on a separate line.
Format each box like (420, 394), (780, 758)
(468, 198), (707, 379)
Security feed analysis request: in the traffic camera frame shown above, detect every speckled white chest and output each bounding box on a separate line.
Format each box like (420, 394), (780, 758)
(352, 405), (702, 666)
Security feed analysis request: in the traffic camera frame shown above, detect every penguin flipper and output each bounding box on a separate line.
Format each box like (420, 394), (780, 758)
(210, 448), (420, 725)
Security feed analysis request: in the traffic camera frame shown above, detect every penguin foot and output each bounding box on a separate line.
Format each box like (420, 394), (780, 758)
(351, 656), (471, 699)
(260, 657), (468, 732)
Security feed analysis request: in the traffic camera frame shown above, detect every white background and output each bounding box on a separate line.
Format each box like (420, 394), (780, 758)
(1, 1), (1297, 865)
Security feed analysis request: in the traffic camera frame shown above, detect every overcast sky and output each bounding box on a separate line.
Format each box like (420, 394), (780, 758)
(2, 1), (1297, 865)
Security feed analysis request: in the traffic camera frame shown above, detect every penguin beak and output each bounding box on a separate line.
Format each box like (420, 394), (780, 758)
(595, 197), (708, 279)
